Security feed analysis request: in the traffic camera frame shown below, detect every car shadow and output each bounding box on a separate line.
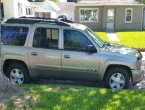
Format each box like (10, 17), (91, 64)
(30, 79), (106, 88)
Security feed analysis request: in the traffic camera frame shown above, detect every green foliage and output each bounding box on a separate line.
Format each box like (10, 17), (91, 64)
(140, 0), (145, 4)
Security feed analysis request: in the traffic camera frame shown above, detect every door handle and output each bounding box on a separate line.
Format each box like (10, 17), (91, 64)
(64, 54), (71, 58)
(31, 52), (37, 56)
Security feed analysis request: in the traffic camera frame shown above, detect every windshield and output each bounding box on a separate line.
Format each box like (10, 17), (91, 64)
(86, 28), (104, 47)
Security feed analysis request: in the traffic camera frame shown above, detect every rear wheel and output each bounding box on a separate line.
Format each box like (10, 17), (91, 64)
(6, 63), (29, 84)
(105, 67), (130, 89)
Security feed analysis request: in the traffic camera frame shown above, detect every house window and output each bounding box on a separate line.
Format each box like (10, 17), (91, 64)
(80, 8), (99, 23)
(18, 3), (23, 17)
(1, 3), (4, 18)
(125, 8), (133, 23)
(26, 8), (32, 15)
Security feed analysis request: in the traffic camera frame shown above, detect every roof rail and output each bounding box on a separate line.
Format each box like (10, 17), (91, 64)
(5, 17), (75, 26)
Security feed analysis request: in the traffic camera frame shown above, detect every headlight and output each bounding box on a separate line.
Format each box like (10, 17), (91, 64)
(136, 59), (142, 69)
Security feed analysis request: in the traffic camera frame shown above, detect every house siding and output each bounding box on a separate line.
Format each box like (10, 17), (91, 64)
(143, 8), (145, 28)
(75, 5), (144, 30)
(115, 6), (143, 30)
(1, 0), (15, 19)
(1, 0), (26, 20)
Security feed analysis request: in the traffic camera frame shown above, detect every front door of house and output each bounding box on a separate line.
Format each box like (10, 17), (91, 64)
(106, 9), (115, 30)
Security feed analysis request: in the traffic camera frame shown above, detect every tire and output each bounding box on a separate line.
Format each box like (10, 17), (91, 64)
(105, 67), (130, 89)
(6, 63), (29, 84)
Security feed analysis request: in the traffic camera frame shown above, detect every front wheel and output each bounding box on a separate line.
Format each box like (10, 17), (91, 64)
(105, 67), (130, 89)
(6, 63), (29, 84)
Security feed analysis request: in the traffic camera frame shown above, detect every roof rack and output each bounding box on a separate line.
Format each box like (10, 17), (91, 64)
(5, 17), (75, 26)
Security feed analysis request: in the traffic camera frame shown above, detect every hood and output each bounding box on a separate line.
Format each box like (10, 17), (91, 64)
(102, 43), (142, 59)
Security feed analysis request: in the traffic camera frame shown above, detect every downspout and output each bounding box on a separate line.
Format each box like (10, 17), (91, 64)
(141, 6), (144, 30)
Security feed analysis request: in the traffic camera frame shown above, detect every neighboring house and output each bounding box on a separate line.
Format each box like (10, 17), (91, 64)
(1, 0), (30, 19)
(32, 0), (60, 18)
(0, 0), (74, 19)
(25, 1), (38, 17)
(56, 2), (75, 20)
(31, 0), (75, 19)
(75, 0), (144, 30)
(1, 0), (144, 30)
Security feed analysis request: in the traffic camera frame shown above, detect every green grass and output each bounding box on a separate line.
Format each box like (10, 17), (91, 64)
(2, 84), (145, 110)
(96, 32), (109, 41)
(96, 31), (145, 49)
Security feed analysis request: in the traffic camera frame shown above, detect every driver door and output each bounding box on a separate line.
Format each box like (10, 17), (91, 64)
(62, 29), (100, 81)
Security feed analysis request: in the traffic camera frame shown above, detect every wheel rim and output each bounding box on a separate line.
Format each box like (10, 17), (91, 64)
(109, 73), (125, 89)
(10, 69), (24, 84)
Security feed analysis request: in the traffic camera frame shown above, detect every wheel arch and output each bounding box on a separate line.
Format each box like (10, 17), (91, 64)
(3, 59), (29, 76)
(103, 64), (132, 82)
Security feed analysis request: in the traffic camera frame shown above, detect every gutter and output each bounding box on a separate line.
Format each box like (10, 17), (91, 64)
(75, 4), (145, 7)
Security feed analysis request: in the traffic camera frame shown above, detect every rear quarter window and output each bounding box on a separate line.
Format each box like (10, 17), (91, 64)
(1, 26), (29, 46)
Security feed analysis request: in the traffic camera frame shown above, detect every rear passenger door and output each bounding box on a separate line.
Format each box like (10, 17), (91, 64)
(28, 26), (62, 79)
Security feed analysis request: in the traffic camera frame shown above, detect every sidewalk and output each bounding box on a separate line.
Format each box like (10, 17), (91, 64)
(107, 31), (120, 41)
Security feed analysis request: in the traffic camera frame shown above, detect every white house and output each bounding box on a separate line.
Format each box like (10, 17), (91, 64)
(32, 0), (60, 18)
(1, 0), (28, 20)
(56, 2), (75, 20)
(1, 0), (75, 20)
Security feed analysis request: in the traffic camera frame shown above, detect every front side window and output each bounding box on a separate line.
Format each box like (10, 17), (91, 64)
(125, 8), (133, 23)
(80, 8), (99, 22)
(1, 26), (28, 46)
(63, 30), (93, 52)
(33, 28), (59, 49)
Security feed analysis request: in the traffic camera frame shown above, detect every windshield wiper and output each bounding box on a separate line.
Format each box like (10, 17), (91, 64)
(102, 41), (110, 47)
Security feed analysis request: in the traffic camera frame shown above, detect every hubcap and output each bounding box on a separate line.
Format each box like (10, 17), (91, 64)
(109, 73), (125, 89)
(10, 69), (24, 84)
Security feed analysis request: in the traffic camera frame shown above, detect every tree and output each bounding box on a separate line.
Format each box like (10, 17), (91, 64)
(0, 0), (19, 92)
(0, 71), (19, 92)
(140, 0), (145, 4)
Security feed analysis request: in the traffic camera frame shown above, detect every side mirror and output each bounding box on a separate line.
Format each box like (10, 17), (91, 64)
(86, 45), (97, 53)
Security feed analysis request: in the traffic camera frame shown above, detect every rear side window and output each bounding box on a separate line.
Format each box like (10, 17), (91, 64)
(33, 28), (59, 49)
(1, 26), (29, 46)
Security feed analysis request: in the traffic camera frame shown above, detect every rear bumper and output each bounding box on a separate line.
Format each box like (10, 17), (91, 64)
(131, 69), (144, 85)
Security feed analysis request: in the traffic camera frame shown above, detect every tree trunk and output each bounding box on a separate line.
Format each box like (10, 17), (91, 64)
(0, 71), (19, 92)
(0, 0), (19, 93)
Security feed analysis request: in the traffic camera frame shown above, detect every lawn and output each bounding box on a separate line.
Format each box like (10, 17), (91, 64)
(1, 84), (145, 110)
(96, 31), (145, 49)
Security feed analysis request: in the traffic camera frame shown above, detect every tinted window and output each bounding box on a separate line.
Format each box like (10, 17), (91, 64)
(64, 30), (93, 51)
(33, 28), (59, 49)
(1, 26), (28, 46)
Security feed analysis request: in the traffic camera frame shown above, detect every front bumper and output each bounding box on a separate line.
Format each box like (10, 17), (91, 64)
(131, 69), (144, 85)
